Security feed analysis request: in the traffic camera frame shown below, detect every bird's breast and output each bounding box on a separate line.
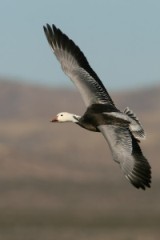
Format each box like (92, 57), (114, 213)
(78, 114), (99, 132)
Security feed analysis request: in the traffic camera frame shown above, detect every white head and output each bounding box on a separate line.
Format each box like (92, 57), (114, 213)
(51, 112), (80, 123)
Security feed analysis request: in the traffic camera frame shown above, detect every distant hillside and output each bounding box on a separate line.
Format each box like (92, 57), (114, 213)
(0, 79), (159, 120)
(0, 80), (82, 120)
(0, 78), (159, 176)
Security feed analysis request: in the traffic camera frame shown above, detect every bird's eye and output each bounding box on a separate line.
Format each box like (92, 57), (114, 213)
(61, 114), (63, 116)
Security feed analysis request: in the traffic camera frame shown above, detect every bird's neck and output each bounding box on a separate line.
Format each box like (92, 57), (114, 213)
(72, 114), (81, 123)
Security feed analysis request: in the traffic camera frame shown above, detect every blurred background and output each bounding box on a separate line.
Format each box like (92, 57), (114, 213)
(0, 0), (160, 239)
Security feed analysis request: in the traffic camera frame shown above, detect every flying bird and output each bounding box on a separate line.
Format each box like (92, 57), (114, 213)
(43, 24), (151, 190)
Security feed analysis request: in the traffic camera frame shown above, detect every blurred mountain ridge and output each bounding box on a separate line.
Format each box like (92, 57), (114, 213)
(0, 79), (159, 120)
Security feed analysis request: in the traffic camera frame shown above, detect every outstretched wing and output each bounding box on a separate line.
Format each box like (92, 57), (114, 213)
(43, 24), (115, 107)
(98, 125), (151, 190)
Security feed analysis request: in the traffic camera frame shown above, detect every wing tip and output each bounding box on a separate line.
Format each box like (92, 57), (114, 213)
(126, 164), (151, 190)
(43, 23), (60, 51)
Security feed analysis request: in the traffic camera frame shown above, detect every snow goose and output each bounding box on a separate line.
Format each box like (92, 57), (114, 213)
(43, 24), (151, 190)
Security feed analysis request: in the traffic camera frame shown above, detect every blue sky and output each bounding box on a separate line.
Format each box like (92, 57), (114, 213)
(1, 0), (160, 90)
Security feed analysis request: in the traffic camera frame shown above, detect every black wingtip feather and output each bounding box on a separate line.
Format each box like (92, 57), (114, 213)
(127, 136), (152, 190)
(127, 158), (151, 190)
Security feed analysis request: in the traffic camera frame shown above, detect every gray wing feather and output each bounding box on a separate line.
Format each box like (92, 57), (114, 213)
(98, 125), (151, 190)
(43, 24), (115, 107)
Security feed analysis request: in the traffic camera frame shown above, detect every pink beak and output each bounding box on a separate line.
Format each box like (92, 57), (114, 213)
(50, 116), (58, 122)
